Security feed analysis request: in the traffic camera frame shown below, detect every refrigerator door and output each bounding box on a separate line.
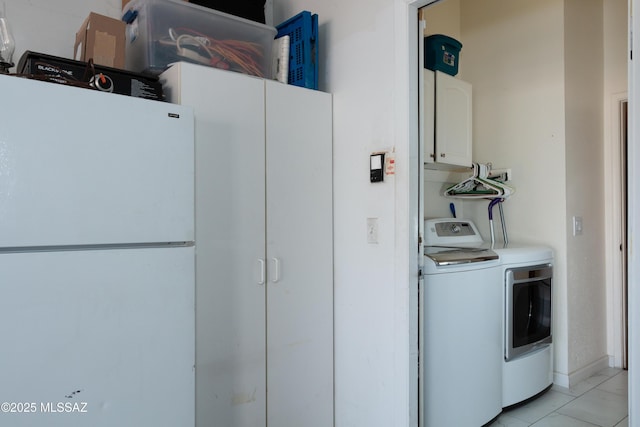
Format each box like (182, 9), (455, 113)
(0, 246), (195, 427)
(0, 75), (194, 248)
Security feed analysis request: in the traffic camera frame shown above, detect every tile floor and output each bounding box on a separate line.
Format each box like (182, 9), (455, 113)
(489, 368), (628, 427)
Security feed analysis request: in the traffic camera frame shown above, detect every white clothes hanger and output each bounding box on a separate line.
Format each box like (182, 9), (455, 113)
(443, 163), (515, 199)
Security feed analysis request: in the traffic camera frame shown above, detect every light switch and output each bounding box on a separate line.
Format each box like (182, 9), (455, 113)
(367, 218), (379, 244)
(573, 216), (583, 236)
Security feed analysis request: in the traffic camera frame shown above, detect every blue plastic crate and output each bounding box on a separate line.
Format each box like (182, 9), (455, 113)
(276, 11), (318, 90)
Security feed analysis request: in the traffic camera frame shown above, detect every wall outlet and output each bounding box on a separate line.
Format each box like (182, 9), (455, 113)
(488, 168), (512, 182)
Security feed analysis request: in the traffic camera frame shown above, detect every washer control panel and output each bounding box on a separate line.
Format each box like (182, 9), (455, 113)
(434, 221), (476, 237)
(424, 218), (484, 246)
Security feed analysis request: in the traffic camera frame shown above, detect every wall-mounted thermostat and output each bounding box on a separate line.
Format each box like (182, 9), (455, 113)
(370, 153), (385, 182)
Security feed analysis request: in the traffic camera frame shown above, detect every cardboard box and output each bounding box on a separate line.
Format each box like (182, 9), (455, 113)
(74, 13), (126, 68)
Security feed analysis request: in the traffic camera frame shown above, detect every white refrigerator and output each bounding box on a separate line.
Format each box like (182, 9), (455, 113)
(0, 74), (195, 426)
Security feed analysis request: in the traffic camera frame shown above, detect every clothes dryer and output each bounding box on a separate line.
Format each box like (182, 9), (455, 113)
(492, 245), (554, 407)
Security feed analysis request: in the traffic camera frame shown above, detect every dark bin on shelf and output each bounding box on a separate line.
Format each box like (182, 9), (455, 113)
(423, 34), (462, 76)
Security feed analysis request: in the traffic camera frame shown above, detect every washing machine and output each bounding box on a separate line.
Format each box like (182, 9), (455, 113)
(493, 245), (554, 408)
(421, 219), (503, 427)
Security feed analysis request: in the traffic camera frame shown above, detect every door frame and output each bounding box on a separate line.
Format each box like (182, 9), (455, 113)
(625, 0), (637, 423)
(607, 92), (628, 369)
(401, 1), (438, 427)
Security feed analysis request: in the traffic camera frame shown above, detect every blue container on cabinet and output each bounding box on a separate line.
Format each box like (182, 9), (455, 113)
(276, 11), (318, 90)
(424, 34), (462, 76)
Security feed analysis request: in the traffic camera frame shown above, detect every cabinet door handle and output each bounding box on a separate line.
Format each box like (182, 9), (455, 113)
(271, 257), (280, 283)
(258, 259), (266, 285)
(440, 153), (446, 158)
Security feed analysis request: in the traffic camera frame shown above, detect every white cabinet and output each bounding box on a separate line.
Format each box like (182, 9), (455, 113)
(161, 62), (333, 427)
(423, 69), (473, 168)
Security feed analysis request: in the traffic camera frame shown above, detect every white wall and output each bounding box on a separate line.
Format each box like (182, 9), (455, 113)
(564, 0), (608, 378)
(420, 0), (460, 46)
(4, 0), (122, 69)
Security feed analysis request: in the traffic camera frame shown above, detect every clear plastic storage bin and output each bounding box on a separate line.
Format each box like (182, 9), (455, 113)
(123, 0), (276, 77)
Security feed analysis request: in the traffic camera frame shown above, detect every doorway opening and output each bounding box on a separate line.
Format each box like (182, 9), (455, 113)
(620, 98), (628, 369)
(610, 93), (628, 370)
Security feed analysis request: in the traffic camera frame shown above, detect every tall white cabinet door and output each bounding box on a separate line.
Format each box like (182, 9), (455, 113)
(265, 81), (334, 427)
(434, 70), (473, 167)
(162, 63), (268, 427)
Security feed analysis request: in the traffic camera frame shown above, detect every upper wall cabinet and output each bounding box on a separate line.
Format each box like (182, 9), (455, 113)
(424, 69), (473, 169)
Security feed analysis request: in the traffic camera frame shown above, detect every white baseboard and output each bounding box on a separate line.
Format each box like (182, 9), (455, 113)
(553, 356), (610, 388)
(553, 371), (569, 388)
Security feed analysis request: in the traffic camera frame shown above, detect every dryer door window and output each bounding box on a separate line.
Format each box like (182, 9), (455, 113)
(506, 265), (552, 361)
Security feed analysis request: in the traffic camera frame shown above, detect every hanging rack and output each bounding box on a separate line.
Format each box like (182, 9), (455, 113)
(488, 197), (509, 247)
(443, 162), (515, 199)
